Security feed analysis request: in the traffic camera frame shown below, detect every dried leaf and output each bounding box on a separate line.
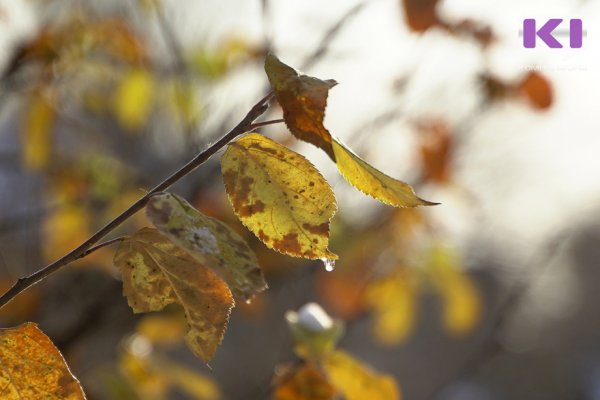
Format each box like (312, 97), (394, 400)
(0, 322), (85, 399)
(222, 134), (337, 260)
(265, 54), (337, 160)
(274, 363), (336, 400)
(363, 269), (417, 345)
(146, 192), (267, 300)
(22, 91), (55, 170)
(114, 228), (234, 361)
(323, 350), (401, 400)
(332, 138), (437, 207)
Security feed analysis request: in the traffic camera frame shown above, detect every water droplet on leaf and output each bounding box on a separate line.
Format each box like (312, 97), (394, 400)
(321, 258), (336, 272)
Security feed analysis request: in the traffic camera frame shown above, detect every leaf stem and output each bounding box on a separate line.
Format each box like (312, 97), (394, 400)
(0, 92), (273, 309)
(247, 118), (285, 130)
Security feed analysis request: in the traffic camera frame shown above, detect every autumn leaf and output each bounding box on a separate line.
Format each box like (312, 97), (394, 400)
(427, 246), (481, 336)
(221, 133), (337, 260)
(363, 269), (418, 345)
(0, 322), (85, 399)
(274, 363), (336, 400)
(323, 350), (401, 400)
(113, 227), (234, 361)
(146, 192), (267, 300)
(401, 0), (441, 32)
(22, 90), (56, 170)
(519, 71), (553, 110)
(265, 55), (435, 208)
(265, 54), (337, 160)
(114, 68), (155, 131)
(333, 138), (437, 207)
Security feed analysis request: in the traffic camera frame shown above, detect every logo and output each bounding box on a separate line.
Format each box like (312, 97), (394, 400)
(523, 19), (584, 48)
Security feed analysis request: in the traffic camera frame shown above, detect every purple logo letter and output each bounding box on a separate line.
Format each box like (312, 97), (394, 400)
(523, 18), (563, 48)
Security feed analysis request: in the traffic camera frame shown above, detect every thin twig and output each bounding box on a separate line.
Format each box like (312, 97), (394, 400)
(0, 92), (273, 309)
(248, 118), (285, 130)
(80, 237), (126, 258)
(300, 1), (367, 71)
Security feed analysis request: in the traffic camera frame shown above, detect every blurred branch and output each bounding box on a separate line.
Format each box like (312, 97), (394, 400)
(0, 91), (273, 309)
(300, 1), (367, 71)
(424, 231), (572, 400)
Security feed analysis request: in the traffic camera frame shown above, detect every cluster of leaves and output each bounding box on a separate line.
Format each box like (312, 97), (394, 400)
(1, 50), (434, 397)
(400, 0), (553, 110)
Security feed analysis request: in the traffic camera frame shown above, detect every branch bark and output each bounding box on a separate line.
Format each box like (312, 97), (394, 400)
(0, 92), (272, 309)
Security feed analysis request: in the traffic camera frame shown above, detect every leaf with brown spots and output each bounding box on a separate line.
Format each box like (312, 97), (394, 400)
(265, 54), (337, 160)
(332, 138), (437, 208)
(146, 192), (266, 300)
(0, 322), (85, 399)
(113, 227), (234, 361)
(221, 134), (337, 260)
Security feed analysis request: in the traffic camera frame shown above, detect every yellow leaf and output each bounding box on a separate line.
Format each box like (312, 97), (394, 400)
(114, 68), (154, 131)
(221, 133), (337, 260)
(43, 205), (91, 263)
(156, 360), (221, 400)
(146, 192), (267, 300)
(113, 228), (234, 362)
(120, 351), (170, 400)
(363, 269), (417, 345)
(22, 91), (55, 170)
(265, 54), (337, 160)
(136, 314), (188, 346)
(332, 138), (437, 208)
(274, 363), (336, 400)
(0, 322), (85, 399)
(427, 246), (481, 336)
(323, 350), (401, 400)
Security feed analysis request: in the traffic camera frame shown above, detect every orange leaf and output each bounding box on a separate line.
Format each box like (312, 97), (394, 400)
(0, 323), (85, 399)
(401, 0), (440, 32)
(265, 54), (337, 160)
(519, 71), (553, 109)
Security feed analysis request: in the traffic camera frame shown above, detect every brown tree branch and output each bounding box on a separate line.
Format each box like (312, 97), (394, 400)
(0, 92), (273, 309)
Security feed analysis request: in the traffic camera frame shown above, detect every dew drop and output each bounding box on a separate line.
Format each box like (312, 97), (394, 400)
(321, 258), (336, 272)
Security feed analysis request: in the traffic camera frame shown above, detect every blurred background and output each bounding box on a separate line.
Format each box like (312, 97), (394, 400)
(0, 0), (599, 399)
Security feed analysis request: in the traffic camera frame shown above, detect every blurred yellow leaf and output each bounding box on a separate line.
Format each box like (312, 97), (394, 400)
(120, 350), (170, 400)
(274, 363), (336, 400)
(363, 269), (417, 345)
(165, 80), (201, 126)
(146, 192), (267, 300)
(44, 204), (91, 263)
(157, 360), (220, 400)
(22, 91), (55, 170)
(136, 314), (187, 346)
(114, 68), (154, 131)
(427, 246), (481, 336)
(332, 139), (436, 208)
(221, 134), (338, 260)
(0, 323), (85, 399)
(323, 350), (401, 400)
(114, 228), (234, 362)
